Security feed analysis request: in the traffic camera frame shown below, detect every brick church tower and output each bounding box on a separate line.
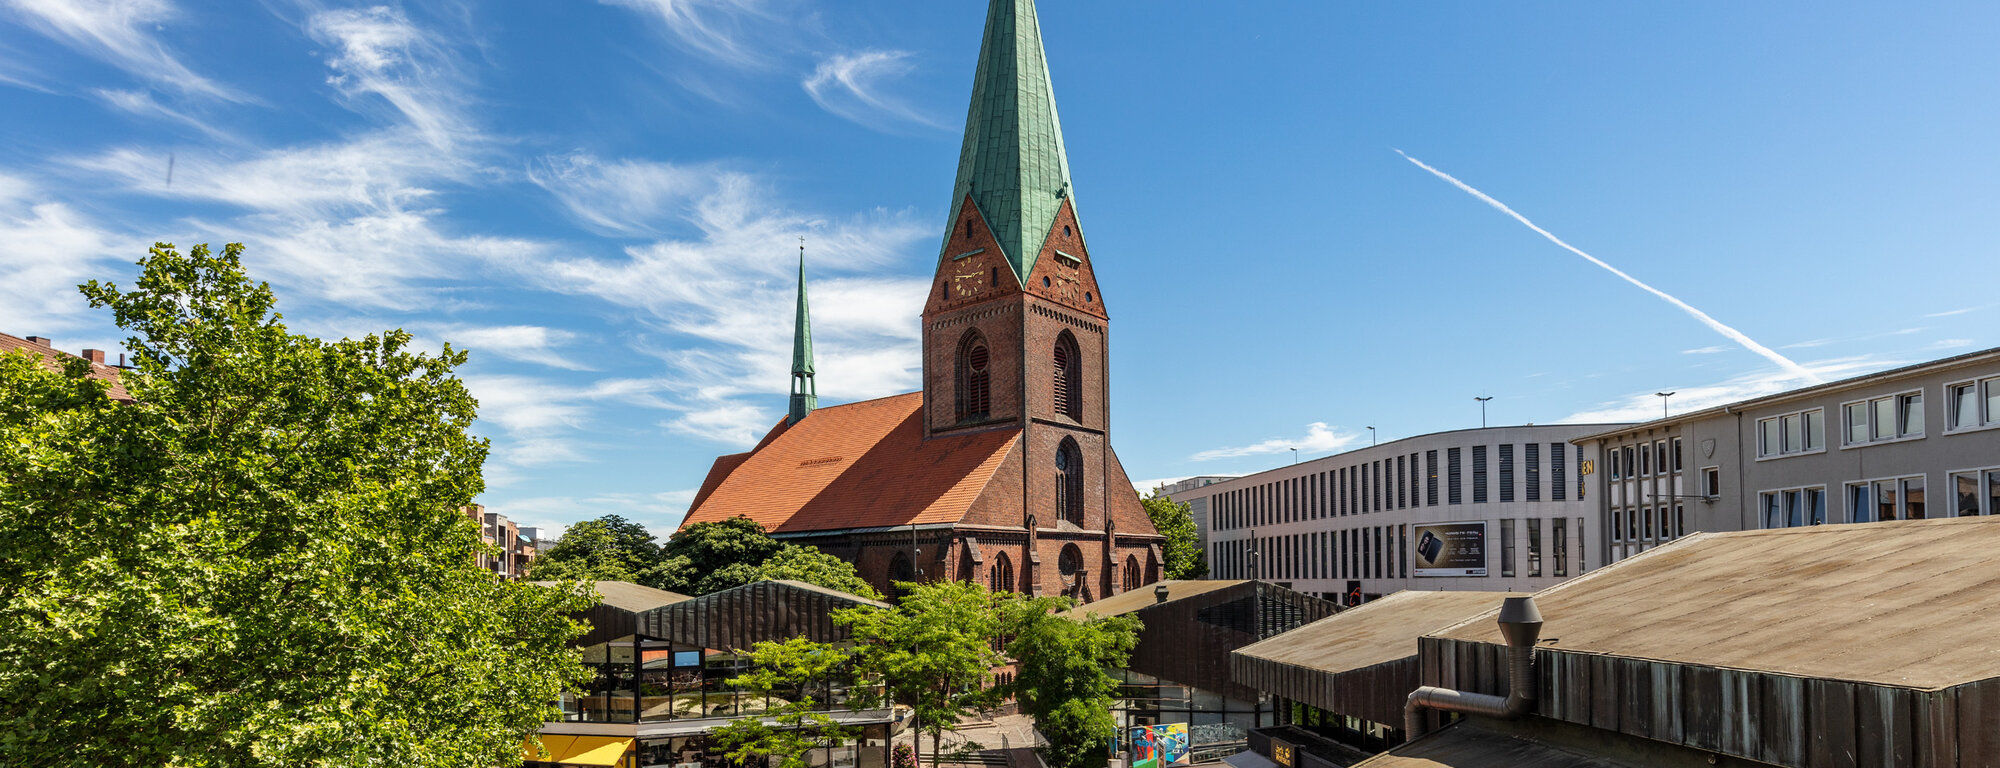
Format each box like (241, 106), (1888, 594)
(679, 0), (1160, 602)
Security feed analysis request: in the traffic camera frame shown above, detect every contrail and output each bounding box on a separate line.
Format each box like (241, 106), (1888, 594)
(1395, 149), (1822, 385)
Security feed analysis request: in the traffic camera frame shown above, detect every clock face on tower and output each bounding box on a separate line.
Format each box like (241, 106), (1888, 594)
(951, 255), (990, 298)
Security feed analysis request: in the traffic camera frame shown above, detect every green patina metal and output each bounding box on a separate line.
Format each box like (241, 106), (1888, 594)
(789, 244), (817, 424)
(942, 0), (1077, 284)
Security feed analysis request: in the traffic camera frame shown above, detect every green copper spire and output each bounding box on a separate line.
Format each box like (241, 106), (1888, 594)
(942, 0), (1074, 283)
(789, 239), (817, 425)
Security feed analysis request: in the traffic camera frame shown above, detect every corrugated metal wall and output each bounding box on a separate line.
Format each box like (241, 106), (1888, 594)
(1128, 582), (1337, 703)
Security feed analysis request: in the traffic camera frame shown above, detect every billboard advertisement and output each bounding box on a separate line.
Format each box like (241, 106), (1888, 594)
(1128, 723), (1189, 768)
(1413, 522), (1487, 577)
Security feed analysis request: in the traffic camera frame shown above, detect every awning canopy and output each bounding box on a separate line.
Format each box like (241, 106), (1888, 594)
(524, 735), (633, 766)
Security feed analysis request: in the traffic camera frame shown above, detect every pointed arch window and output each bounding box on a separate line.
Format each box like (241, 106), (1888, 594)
(1053, 331), (1082, 421)
(1055, 438), (1084, 526)
(1123, 555), (1140, 592)
(956, 330), (991, 422)
(989, 552), (1015, 594)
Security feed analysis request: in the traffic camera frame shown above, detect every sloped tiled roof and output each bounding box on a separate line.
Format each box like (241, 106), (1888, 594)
(680, 392), (1020, 534)
(1, 332), (131, 401)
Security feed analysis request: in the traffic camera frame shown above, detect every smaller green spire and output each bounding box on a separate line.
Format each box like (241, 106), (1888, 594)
(789, 238), (817, 425)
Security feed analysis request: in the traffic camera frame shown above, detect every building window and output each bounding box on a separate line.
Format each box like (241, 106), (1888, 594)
(1447, 447), (1463, 505)
(1611, 510), (1623, 543)
(1552, 517), (1568, 577)
(1610, 447), (1622, 480)
(1642, 507), (1654, 541)
(1951, 468), (2000, 517)
(1758, 408), (1827, 457)
(1052, 332), (1082, 421)
(1426, 450), (1439, 506)
(1843, 392), (1923, 446)
(1055, 439), (1084, 526)
(990, 552), (1014, 593)
(1550, 443), (1567, 501)
(1525, 443), (1542, 502)
(1672, 438), (1684, 473)
(1639, 443), (1650, 475)
(1627, 507), (1639, 541)
(1848, 475), (1927, 522)
(1123, 555), (1140, 592)
(1623, 446), (1636, 478)
(955, 330), (992, 422)
(1701, 467), (1721, 498)
(1759, 487), (1828, 528)
(1058, 544), (1085, 597)
(1500, 518), (1516, 577)
(1526, 519), (1542, 577)
(1499, 445), (1515, 503)
(1472, 445), (1488, 503)
(1947, 376), (2000, 431)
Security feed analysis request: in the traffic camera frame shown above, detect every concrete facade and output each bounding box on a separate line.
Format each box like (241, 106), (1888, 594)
(1172, 425), (1626, 603)
(1579, 346), (2000, 563)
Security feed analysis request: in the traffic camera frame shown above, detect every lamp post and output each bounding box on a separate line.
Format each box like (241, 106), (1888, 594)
(1656, 391), (1676, 419)
(1475, 396), (1493, 428)
(1290, 447), (1299, 465)
(1366, 426), (1377, 446)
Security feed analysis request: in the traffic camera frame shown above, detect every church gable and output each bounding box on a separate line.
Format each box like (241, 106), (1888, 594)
(1021, 200), (1106, 320)
(925, 194), (1023, 316)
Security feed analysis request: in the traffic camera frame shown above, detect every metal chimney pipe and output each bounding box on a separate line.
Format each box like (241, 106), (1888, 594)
(1403, 595), (1542, 740)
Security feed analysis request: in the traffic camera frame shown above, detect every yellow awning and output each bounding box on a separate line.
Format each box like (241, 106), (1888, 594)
(523, 735), (633, 766)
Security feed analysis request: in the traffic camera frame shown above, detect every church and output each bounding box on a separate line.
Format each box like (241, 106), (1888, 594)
(678, 0), (1163, 603)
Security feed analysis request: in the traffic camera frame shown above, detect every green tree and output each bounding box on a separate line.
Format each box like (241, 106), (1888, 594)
(1001, 596), (1141, 768)
(1142, 489), (1208, 579)
(757, 544), (884, 600)
(0, 243), (594, 768)
(528, 514), (662, 583)
(839, 581), (1004, 768)
(646, 516), (783, 595)
(709, 638), (859, 768)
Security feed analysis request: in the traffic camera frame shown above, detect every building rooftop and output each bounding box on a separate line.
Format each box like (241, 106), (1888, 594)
(2, 332), (131, 401)
(1061, 579), (1248, 620)
(1236, 590), (1512, 676)
(1434, 517), (2000, 690)
(533, 581), (692, 614)
(680, 392), (1020, 534)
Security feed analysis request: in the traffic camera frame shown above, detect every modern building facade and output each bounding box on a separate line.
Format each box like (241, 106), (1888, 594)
(467, 504), (538, 579)
(679, 0), (1163, 603)
(1171, 425), (1627, 603)
(1577, 346), (2000, 563)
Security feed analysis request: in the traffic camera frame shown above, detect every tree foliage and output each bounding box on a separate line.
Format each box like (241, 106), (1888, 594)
(708, 638), (859, 768)
(649, 516), (784, 595)
(0, 243), (593, 767)
(1001, 597), (1141, 768)
(527, 514), (661, 583)
(839, 580), (1005, 768)
(757, 545), (884, 600)
(1142, 489), (1208, 580)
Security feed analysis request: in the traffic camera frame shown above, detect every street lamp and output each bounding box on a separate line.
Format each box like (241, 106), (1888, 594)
(1366, 426), (1377, 446)
(1290, 447), (1299, 465)
(1475, 396), (1493, 428)
(1656, 391), (1676, 419)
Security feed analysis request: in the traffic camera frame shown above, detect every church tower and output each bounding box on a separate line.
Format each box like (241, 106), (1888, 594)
(921, 0), (1121, 597)
(789, 242), (817, 426)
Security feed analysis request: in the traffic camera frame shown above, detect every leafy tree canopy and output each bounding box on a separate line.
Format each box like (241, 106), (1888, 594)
(1142, 489), (1208, 580)
(527, 514), (660, 583)
(1002, 597), (1140, 768)
(709, 638), (858, 768)
(0, 243), (592, 768)
(839, 580), (1005, 768)
(757, 544), (884, 600)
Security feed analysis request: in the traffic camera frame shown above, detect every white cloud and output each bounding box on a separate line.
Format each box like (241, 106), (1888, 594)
(5, 0), (243, 100)
(1192, 422), (1360, 462)
(1681, 345), (1727, 355)
(92, 88), (235, 141)
(803, 50), (944, 132)
(1928, 338), (1974, 350)
(0, 173), (141, 333)
(1560, 355), (1908, 424)
(305, 5), (470, 151)
(527, 153), (715, 236)
(424, 324), (594, 371)
(1926, 307), (1979, 318)
(527, 155), (932, 446)
(600, 0), (780, 70)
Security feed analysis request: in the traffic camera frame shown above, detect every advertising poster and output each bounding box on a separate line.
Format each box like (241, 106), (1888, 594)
(1413, 522), (1487, 577)
(1127, 723), (1189, 768)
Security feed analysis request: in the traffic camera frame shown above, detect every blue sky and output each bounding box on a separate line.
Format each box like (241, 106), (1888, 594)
(5, 1), (1997, 539)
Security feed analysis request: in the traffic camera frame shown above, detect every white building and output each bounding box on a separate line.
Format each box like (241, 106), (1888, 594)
(1166, 424), (1628, 604)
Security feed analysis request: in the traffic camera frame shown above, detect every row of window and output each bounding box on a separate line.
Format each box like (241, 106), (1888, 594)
(1608, 438), (1683, 479)
(1210, 517), (1581, 581)
(1211, 526), (1409, 582)
(1209, 443), (1582, 531)
(1758, 468), (2000, 527)
(1611, 504), (1687, 543)
(1749, 375), (2000, 459)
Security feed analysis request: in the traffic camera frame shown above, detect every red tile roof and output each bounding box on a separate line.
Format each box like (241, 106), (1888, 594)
(1, 332), (131, 401)
(681, 392), (1020, 534)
